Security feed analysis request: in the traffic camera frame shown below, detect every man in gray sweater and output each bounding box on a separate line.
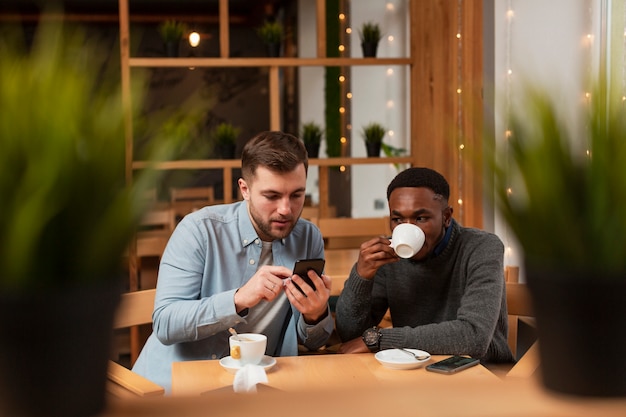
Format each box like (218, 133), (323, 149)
(335, 167), (514, 365)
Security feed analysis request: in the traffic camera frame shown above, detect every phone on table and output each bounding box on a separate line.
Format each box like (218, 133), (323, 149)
(292, 258), (325, 293)
(425, 355), (480, 375)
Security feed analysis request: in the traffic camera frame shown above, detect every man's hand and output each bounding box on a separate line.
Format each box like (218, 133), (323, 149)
(338, 337), (370, 354)
(284, 269), (332, 324)
(234, 265), (291, 313)
(356, 236), (399, 279)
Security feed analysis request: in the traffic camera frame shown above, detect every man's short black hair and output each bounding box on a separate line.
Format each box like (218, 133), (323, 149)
(386, 167), (450, 201)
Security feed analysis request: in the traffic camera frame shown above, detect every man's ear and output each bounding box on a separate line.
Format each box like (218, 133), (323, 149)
(238, 178), (250, 200)
(443, 205), (453, 227)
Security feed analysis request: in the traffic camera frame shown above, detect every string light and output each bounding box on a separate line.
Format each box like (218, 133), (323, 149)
(503, 0), (514, 267)
(456, 0), (465, 222)
(188, 31), (200, 47)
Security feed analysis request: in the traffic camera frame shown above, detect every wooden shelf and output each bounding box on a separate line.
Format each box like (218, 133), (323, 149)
(131, 157), (413, 170)
(129, 57), (412, 68)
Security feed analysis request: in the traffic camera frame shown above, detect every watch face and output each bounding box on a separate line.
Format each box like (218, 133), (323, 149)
(363, 328), (379, 346)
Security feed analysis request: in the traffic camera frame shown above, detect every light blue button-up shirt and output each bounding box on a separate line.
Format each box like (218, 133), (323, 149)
(132, 201), (333, 392)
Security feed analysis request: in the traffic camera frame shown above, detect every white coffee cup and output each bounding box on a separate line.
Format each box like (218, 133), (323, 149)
(229, 333), (267, 365)
(390, 223), (425, 258)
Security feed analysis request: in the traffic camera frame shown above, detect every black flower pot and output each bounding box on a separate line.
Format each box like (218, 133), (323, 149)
(361, 42), (379, 58)
(526, 265), (626, 397)
(305, 142), (320, 159)
(365, 142), (382, 157)
(216, 143), (236, 159)
(165, 41), (180, 57)
(0, 280), (122, 416)
(266, 42), (281, 58)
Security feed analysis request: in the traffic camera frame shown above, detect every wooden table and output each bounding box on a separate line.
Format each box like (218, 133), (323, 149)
(103, 355), (626, 417)
(324, 248), (359, 296)
(171, 353), (498, 397)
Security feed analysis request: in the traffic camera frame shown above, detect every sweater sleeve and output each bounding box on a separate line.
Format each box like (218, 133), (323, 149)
(335, 264), (389, 342)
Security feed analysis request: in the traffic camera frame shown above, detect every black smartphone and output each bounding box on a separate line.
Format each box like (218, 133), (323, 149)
(425, 356), (480, 375)
(292, 258), (325, 292)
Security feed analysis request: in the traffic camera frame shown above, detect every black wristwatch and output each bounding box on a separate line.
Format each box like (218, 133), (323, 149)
(362, 326), (382, 352)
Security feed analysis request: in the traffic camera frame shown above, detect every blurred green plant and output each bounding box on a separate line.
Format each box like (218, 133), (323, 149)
(158, 20), (187, 42)
(0, 22), (192, 290)
(489, 78), (626, 275)
(301, 122), (323, 146)
(361, 122), (386, 144)
(257, 21), (284, 45)
(358, 21), (382, 44)
(211, 122), (241, 146)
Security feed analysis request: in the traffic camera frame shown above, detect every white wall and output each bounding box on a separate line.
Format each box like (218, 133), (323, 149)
(298, 0), (410, 216)
(490, 0), (604, 272)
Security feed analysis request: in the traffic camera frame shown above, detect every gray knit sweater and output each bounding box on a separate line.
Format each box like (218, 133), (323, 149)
(335, 219), (515, 363)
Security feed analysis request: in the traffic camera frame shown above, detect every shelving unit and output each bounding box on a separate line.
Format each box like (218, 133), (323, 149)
(118, 0), (418, 213)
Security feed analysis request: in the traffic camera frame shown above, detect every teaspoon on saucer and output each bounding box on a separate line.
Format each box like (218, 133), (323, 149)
(397, 348), (430, 361)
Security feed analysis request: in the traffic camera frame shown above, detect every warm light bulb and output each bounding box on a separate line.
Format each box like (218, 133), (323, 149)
(457, 199), (463, 205)
(340, 165), (346, 172)
(507, 69), (513, 75)
(507, 188), (513, 195)
(339, 107), (345, 114)
(456, 88), (462, 94)
(338, 45), (345, 52)
(459, 144), (465, 150)
(505, 130), (512, 139)
(456, 33), (461, 39)
(340, 137), (347, 143)
(346, 92), (353, 99)
(386, 3), (395, 11)
(386, 100), (394, 108)
(346, 27), (352, 34)
(506, 9), (514, 19)
(189, 31), (200, 47)
(387, 35), (394, 42)
(388, 130), (395, 137)
(339, 13), (345, 20)
(339, 75), (345, 83)
(386, 68), (394, 76)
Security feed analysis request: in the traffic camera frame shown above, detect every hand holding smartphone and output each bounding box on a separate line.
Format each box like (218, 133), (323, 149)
(292, 258), (325, 293)
(425, 355), (480, 374)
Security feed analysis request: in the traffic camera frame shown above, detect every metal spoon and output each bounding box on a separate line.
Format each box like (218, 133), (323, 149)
(228, 327), (240, 341)
(397, 348), (430, 361)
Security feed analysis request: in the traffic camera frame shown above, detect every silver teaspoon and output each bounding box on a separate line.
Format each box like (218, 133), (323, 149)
(397, 348), (430, 361)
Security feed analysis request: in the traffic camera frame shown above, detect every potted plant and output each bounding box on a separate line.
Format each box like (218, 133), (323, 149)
(361, 122), (386, 157)
(0, 23), (189, 416)
(489, 80), (626, 397)
(257, 20), (284, 57)
(301, 122), (324, 158)
(211, 122), (241, 159)
(158, 19), (187, 57)
(358, 21), (383, 58)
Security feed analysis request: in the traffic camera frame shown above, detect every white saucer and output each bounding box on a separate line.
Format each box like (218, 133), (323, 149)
(375, 348), (431, 370)
(219, 355), (277, 374)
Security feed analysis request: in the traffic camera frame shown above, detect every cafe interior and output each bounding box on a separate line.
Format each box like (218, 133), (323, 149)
(1, 0), (625, 416)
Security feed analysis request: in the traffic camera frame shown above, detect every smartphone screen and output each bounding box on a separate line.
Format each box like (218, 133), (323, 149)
(292, 258), (325, 292)
(425, 356), (480, 374)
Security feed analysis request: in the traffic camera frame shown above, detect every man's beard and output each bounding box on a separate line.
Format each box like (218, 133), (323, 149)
(250, 209), (296, 240)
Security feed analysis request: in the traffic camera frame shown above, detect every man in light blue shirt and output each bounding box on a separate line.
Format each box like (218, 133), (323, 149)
(133, 131), (334, 392)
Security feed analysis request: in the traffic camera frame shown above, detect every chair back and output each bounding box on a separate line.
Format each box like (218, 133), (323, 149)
(107, 289), (164, 398)
(170, 186), (216, 220)
(505, 281), (539, 378)
(317, 217), (389, 249)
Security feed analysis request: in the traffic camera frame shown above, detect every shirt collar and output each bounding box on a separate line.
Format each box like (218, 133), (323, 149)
(432, 220), (453, 257)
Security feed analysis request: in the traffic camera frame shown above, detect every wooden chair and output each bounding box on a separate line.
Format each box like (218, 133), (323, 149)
(317, 217), (389, 249)
(486, 280), (539, 378)
(504, 281), (540, 378)
(107, 289), (164, 398)
(170, 186), (215, 220)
